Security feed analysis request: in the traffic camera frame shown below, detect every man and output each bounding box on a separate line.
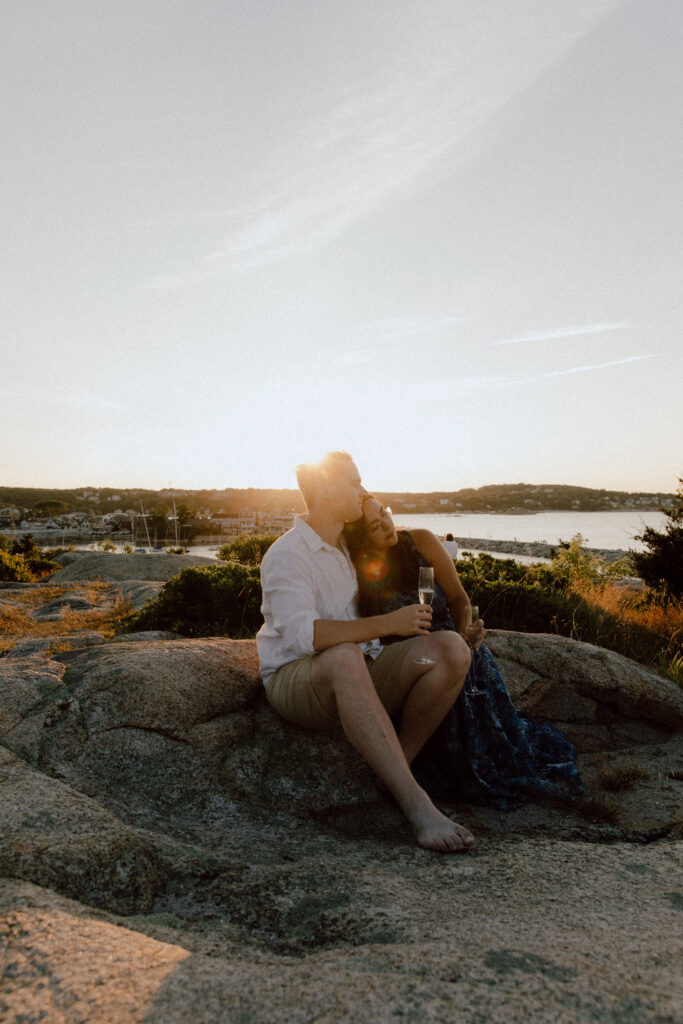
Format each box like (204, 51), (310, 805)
(257, 451), (474, 853)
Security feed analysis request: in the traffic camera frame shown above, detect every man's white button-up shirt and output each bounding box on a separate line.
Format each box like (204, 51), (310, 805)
(257, 517), (380, 686)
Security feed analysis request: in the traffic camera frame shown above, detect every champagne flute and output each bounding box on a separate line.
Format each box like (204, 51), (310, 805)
(415, 567), (436, 665)
(466, 604), (484, 694)
(466, 605), (479, 643)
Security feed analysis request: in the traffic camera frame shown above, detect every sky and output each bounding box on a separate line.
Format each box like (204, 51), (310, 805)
(2, 0), (681, 494)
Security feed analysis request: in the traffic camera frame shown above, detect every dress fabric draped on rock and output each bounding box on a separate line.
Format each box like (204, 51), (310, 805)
(361, 534), (583, 810)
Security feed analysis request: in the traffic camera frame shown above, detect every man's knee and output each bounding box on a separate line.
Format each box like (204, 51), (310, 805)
(315, 642), (368, 682)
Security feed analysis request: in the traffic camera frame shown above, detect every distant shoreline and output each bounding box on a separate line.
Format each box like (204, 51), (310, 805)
(451, 536), (627, 563)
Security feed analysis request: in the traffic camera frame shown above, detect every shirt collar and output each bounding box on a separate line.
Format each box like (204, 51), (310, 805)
(294, 516), (351, 557)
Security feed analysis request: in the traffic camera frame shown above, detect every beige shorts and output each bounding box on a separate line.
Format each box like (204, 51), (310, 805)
(265, 638), (421, 731)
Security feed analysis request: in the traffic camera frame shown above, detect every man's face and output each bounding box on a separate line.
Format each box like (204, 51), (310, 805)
(328, 460), (367, 521)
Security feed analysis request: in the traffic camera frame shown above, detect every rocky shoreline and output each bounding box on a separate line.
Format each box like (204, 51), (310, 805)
(1, 556), (682, 1022)
(453, 536), (629, 563)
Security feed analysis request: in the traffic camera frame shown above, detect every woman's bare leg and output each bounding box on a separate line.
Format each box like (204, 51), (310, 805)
(394, 631), (471, 766)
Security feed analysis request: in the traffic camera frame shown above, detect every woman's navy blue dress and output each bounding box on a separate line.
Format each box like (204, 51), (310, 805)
(363, 536), (583, 810)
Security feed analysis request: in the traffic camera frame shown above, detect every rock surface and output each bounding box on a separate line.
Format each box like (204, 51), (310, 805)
(50, 551), (217, 582)
(1, 609), (682, 1023)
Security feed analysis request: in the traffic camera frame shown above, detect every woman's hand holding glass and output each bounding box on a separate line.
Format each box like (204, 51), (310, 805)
(464, 605), (486, 650)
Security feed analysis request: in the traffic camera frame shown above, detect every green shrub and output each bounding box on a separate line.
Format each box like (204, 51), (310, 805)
(631, 479), (683, 599)
(456, 552), (664, 664)
(0, 548), (59, 582)
(217, 533), (277, 565)
(26, 555), (61, 577)
(551, 533), (633, 587)
(0, 550), (34, 582)
(95, 538), (117, 552)
(126, 562), (263, 638)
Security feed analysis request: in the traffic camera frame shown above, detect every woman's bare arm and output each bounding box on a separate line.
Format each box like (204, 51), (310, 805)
(407, 528), (472, 635)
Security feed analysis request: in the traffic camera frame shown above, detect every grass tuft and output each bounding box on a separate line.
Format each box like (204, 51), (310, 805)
(594, 761), (651, 792)
(576, 790), (620, 824)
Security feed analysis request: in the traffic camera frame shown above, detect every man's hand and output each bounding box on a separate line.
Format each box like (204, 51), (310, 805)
(314, 604), (431, 651)
(385, 603), (433, 636)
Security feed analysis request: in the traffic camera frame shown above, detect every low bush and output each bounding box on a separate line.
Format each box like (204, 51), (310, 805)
(217, 533), (277, 565)
(631, 479), (683, 599)
(126, 562), (263, 638)
(0, 548), (59, 582)
(456, 550), (678, 669)
(0, 549), (35, 582)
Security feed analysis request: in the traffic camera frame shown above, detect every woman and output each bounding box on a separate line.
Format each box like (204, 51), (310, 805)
(344, 498), (582, 810)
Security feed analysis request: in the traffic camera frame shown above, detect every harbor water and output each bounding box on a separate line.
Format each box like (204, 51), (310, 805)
(68, 509), (667, 565)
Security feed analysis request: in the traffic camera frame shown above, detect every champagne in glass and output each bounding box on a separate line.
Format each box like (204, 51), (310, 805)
(415, 567), (436, 665)
(465, 605), (483, 694)
(418, 567), (435, 607)
(466, 605), (479, 643)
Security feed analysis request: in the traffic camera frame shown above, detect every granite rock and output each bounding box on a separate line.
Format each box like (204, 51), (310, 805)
(49, 552), (217, 583)
(1, 628), (682, 1023)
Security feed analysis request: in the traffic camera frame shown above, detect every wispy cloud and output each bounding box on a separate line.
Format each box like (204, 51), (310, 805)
(393, 353), (655, 399)
(507, 354), (654, 385)
(149, 73), (461, 287)
(491, 322), (631, 346)
(147, 3), (624, 289)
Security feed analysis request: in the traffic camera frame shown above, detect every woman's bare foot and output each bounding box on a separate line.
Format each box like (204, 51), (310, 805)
(405, 792), (475, 853)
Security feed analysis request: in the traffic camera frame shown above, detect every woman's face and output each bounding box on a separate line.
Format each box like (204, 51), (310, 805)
(362, 498), (398, 550)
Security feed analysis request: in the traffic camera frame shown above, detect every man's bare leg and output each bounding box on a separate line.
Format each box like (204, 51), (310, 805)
(311, 643), (474, 853)
(394, 631), (471, 766)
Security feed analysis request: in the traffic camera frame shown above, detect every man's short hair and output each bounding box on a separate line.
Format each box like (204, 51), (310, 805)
(296, 451), (354, 509)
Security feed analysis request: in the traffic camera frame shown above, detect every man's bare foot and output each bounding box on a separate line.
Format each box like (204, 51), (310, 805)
(407, 795), (475, 853)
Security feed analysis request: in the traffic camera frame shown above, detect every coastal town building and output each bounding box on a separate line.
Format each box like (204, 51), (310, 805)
(210, 509), (296, 537)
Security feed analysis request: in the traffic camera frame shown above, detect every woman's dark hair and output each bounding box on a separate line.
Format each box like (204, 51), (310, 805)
(342, 514), (370, 560)
(343, 509), (421, 618)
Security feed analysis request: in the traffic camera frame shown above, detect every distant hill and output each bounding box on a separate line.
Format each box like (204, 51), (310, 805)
(0, 482), (675, 517)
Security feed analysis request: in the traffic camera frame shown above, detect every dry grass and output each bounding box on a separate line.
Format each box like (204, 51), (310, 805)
(576, 790), (620, 825)
(47, 640), (76, 654)
(0, 585), (132, 641)
(0, 604), (34, 634)
(664, 653), (683, 686)
(574, 581), (683, 658)
(3, 584), (70, 606)
(594, 761), (651, 792)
